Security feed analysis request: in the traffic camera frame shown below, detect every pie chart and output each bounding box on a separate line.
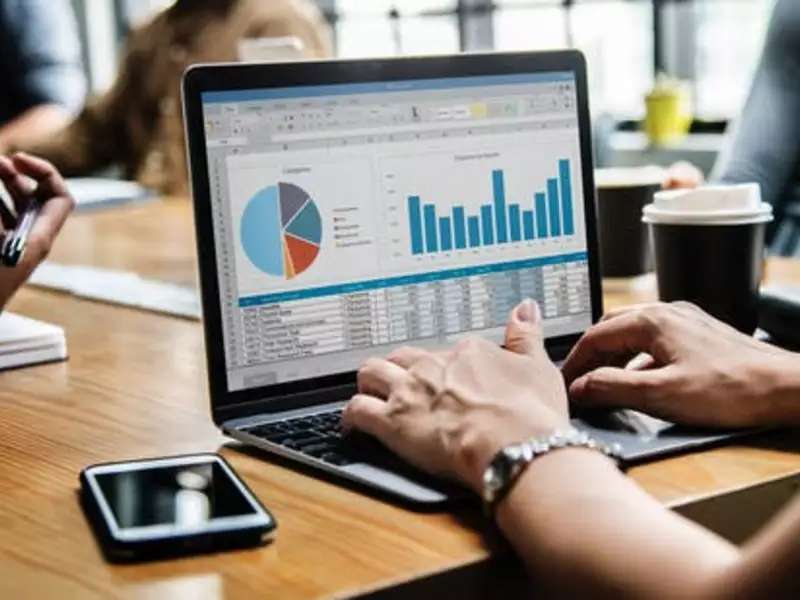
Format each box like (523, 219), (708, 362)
(240, 182), (322, 279)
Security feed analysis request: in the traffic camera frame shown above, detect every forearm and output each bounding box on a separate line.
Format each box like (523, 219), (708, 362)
(0, 105), (71, 152)
(12, 103), (116, 177)
(759, 353), (800, 425)
(712, 0), (800, 210)
(496, 448), (739, 599)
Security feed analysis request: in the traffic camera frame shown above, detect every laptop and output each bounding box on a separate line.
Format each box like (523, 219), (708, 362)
(182, 51), (742, 506)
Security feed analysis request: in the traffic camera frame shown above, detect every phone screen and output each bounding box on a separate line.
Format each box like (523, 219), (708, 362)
(94, 459), (258, 530)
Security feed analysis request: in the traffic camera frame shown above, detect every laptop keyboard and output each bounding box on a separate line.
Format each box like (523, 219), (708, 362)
(241, 409), (393, 468)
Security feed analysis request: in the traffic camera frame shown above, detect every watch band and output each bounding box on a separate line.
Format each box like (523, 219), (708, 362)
(481, 429), (623, 516)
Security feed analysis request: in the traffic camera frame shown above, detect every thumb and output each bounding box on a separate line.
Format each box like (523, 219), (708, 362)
(504, 298), (544, 357)
(569, 366), (665, 411)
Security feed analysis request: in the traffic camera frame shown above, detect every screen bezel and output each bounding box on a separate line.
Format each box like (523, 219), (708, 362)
(82, 454), (273, 541)
(182, 51), (603, 425)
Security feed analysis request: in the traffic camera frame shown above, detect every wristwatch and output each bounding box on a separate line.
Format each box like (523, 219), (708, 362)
(481, 429), (623, 516)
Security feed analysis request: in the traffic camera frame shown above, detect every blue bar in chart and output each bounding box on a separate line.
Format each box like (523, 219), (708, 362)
(547, 178), (561, 237)
(452, 206), (467, 249)
(559, 159), (575, 235)
(439, 217), (453, 251)
(492, 170), (508, 244)
(480, 205), (494, 245)
(467, 216), (480, 247)
(408, 196), (424, 255)
(535, 193), (548, 238)
(522, 210), (535, 240)
(406, 160), (576, 255)
(508, 204), (521, 242)
(423, 204), (438, 252)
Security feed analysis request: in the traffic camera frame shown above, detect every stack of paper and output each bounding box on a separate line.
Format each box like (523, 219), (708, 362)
(0, 312), (67, 370)
(29, 262), (201, 320)
(65, 178), (153, 212)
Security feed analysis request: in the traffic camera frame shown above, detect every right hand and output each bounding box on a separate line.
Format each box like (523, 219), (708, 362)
(562, 302), (800, 428)
(0, 153), (75, 309)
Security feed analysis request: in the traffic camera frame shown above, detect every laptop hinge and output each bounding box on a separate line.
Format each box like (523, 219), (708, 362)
(214, 383), (357, 425)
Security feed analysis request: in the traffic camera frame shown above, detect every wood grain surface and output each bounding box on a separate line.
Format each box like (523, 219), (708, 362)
(1, 199), (798, 599)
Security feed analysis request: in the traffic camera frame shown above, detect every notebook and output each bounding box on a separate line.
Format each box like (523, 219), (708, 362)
(0, 312), (67, 370)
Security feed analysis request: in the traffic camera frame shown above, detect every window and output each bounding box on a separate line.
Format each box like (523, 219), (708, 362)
(86, 0), (779, 122)
(334, 1), (459, 57)
(326, 0), (777, 121)
(691, 0), (774, 119)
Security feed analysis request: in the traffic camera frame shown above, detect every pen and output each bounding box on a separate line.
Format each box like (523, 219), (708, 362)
(1, 197), (42, 267)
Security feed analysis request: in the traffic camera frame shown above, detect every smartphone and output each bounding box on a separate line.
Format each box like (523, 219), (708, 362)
(80, 453), (276, 562)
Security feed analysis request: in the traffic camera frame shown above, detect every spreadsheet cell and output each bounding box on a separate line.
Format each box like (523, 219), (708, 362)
(239, 261), (590, 365)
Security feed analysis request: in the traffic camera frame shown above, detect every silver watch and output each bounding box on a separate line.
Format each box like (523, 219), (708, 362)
(481, 429), (623, 516)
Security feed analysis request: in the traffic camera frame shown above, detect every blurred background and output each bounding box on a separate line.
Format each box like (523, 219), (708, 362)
(69, 0), (775, 173)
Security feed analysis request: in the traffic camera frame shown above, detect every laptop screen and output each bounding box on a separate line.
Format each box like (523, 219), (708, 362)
(201, 71), (593, 393)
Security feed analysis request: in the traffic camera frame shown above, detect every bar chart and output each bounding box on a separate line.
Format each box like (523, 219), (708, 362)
(407, 159), (576, 256)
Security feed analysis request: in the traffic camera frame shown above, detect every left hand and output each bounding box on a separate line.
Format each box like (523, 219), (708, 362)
(342, 299), (570, 493)
(0, 153), (75, 308)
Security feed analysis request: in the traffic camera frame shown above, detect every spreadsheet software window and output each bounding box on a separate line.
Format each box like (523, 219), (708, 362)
(202, 73), (592, 391)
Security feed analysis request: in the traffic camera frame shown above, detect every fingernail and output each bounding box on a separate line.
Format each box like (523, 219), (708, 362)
(570, 376), (587, 396)
(21, 176), (36, 195)
(518, 298), (540, 323)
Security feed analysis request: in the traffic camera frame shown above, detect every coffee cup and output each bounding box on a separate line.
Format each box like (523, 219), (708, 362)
(595, 166), (665, 278)
(643, 183), (773, 334)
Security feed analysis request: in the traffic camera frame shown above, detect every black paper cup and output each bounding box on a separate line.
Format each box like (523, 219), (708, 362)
(595, 168), (664, 277)
(650, 222), (766, 333)
(644, 184), (772, 334)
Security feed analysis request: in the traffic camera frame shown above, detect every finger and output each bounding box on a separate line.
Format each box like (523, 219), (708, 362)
(342, 393), (391, 438)
(17, 191), (74, 269)
(386, 345), (433, 370)
(602, 302), (687, 323)
(407, 353), (448, 394)
(562, 311), (661, 385)
(357, 357), (411, 398)
(569, 366), (668, 411)
(10, 152), (69, 199)
(0, 154), (36, 213)
(0, 182), (17, 230)
(504, 298), (546, 358)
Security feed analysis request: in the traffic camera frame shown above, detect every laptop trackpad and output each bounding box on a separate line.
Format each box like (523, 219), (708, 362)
(342, 463), (450, 504)
(571, 409), (744, 462)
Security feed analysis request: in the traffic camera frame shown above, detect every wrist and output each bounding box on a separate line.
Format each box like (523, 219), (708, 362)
(761, 353), (800, 424)
(494, 445), (621, 526)
(464, 418), (569, 493)
(481, 430), (622, 516)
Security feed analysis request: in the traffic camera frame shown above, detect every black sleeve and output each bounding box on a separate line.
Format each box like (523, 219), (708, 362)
(716, 0), (800, 215)
(0, 0), (87, 114)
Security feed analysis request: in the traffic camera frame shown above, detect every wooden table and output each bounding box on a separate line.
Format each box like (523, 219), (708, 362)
(2, 199), (800, 599)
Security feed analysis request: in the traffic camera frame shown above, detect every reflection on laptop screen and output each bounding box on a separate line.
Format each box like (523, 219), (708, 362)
(201, 72), (593, 392)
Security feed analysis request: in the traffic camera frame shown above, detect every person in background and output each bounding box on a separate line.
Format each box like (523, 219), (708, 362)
(10, 0), (333, 196)
(0, 154), (75, 308)
(666, 0), (800, 255)
(343, 299), (800, 598)
(0, 0), (86, 154)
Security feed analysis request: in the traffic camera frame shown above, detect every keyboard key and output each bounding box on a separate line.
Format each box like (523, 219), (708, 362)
(301, 441), (338, 457)
(320, 452), (352, 466)
(291, 433), (327, 447)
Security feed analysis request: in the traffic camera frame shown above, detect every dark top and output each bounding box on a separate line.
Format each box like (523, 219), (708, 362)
(0, 0), (86, 124)
(716, 0), (800, 251)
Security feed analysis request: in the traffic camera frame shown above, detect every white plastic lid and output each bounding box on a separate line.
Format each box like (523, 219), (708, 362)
(642, 183), (773, 225)
(595, 166), (666, 189)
